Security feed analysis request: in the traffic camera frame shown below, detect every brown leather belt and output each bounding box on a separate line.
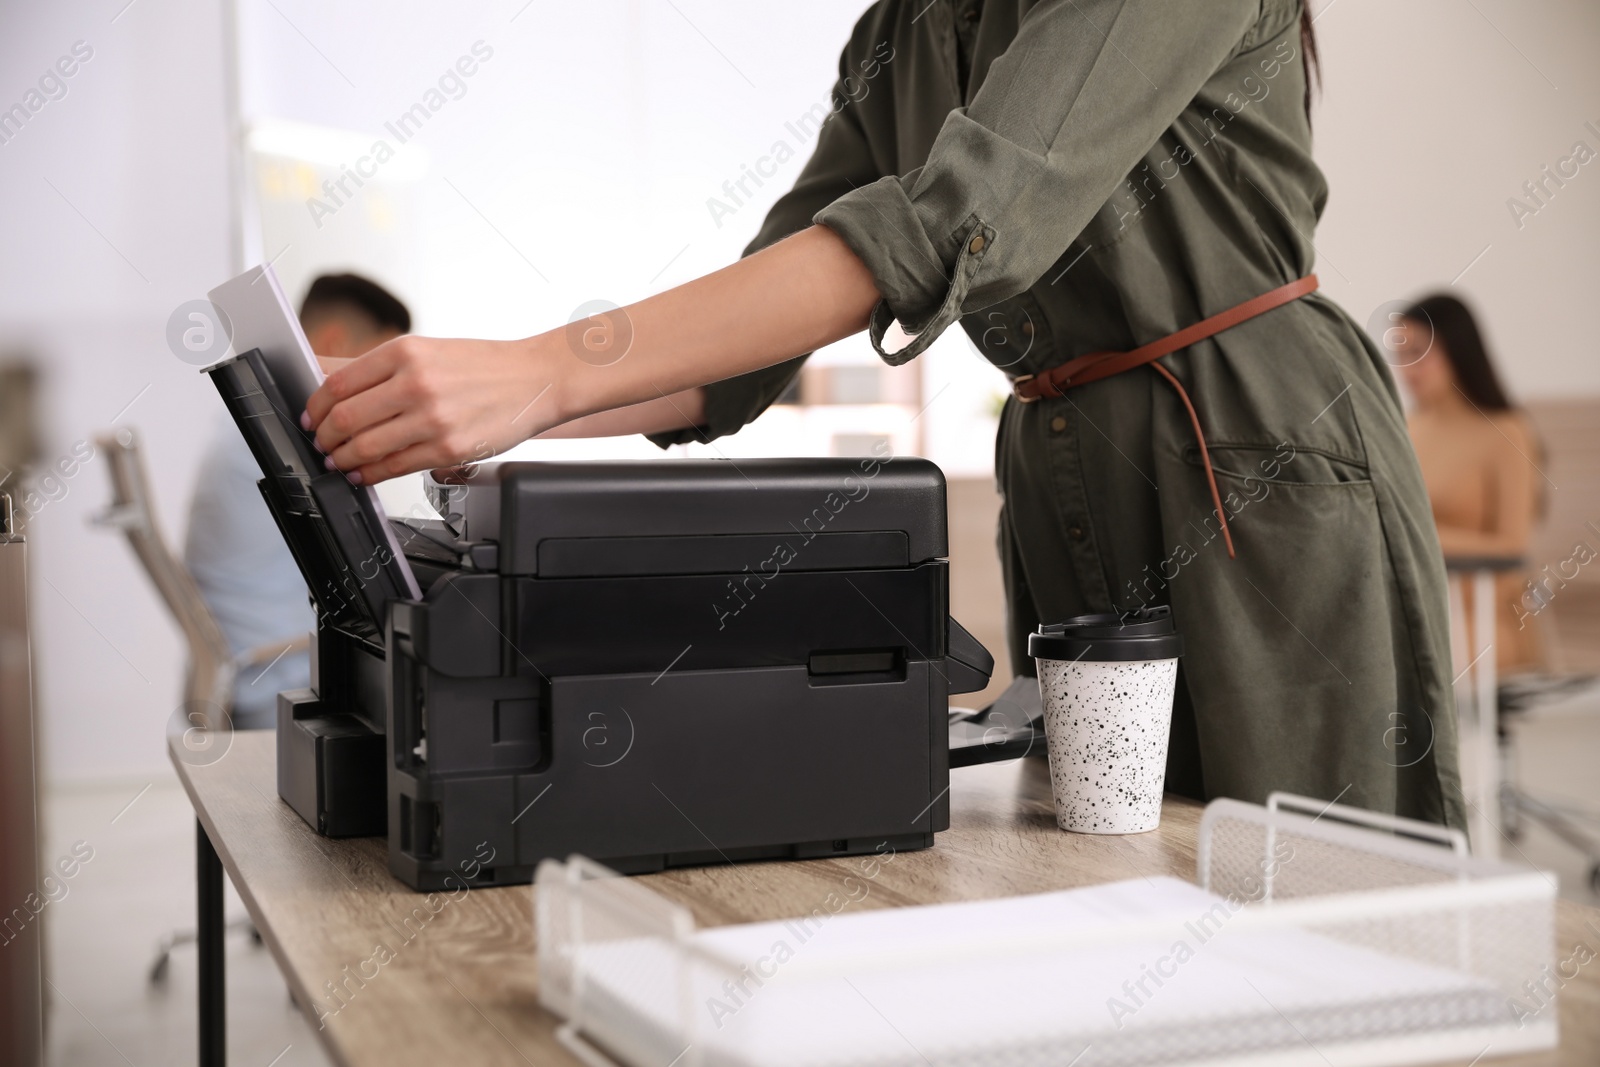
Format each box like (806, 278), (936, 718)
(1012, 275), (1319, 560)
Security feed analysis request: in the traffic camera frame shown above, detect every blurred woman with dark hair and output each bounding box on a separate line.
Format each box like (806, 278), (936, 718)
(1395, 294), (1544, 673)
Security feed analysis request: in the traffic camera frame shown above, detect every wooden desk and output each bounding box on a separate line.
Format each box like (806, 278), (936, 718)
(174, 731), (1600, 1067)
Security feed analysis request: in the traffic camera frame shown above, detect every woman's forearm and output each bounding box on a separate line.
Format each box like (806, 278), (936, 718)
(535, 389), (707, 439)
(549, 224), (878, 425)
(305, 225), (879, 482)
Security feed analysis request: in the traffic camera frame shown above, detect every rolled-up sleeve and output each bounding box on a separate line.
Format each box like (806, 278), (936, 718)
(816, 0), (1261, 366)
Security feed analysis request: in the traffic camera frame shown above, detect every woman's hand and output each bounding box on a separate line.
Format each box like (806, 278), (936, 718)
(304, 334), (557, 484)
(300, 225), (881, 484)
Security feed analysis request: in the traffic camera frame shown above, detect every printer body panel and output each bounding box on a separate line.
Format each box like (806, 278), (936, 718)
(509, 565), (948, 676)
(432, 457), (948, 571)
(377, 458), (968, 890)
(386, 662), (944, 890)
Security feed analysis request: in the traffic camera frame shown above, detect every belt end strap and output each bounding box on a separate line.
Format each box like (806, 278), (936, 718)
(1150, 361), (1236, 560)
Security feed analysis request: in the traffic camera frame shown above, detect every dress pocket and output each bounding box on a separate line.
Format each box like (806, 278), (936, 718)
(1158, 445), (1421, 809)
(1184, 441), (1371, 492)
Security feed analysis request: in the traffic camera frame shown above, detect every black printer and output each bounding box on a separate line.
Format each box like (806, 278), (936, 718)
(208, 348), (994, 891)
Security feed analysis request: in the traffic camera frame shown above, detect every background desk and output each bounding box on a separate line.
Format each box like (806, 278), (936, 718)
(175, 732), (1600, 1067)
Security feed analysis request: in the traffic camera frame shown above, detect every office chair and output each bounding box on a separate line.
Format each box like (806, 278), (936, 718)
(93, 429), (305, 982)
(1498, 674), (1600, 895)
(96, 430), (236, 728)
(1446, 556), (1600, 895)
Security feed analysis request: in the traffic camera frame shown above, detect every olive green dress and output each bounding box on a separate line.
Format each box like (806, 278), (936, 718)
(651, 0), (1467, 831)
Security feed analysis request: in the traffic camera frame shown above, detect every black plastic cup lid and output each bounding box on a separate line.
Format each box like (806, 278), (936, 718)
(1027, 604), (1183, 662)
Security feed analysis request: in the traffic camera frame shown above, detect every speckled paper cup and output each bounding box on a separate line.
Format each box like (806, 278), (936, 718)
(1028, 607), (1183, 835)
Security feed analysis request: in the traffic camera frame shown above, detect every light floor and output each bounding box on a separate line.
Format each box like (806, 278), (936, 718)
(41, 772), (332, 1067)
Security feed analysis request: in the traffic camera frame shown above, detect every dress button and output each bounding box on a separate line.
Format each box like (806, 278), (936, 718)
(1069, 525), (1086, 541)
(968, 234), (986, 254)
(1049, 416), (1067, 433)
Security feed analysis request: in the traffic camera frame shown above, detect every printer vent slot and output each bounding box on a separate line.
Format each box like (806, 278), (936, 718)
(807, 648), (905, 686)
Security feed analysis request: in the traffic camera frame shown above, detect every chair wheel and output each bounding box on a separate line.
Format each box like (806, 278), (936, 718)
(148, 952), (170, 986)
(1589, 863), (1600, 898)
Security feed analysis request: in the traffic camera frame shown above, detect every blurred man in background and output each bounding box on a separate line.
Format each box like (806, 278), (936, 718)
(184, 273), (410, 729)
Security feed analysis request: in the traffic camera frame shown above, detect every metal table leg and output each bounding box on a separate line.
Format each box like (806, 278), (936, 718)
(197, 819), (226, 1066)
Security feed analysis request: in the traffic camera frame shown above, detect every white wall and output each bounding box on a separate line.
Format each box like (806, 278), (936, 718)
(1310, 0), (1600, 400)
(1, 0), (1595, 783)
(0, 0), (233, 784)
(227, 0), (1003, 470)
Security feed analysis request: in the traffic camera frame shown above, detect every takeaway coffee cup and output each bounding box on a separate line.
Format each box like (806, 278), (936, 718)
(1027, 606), (1184, 835)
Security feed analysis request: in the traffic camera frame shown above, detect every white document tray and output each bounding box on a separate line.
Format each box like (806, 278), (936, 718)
(535, 792), (1556, 1067)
